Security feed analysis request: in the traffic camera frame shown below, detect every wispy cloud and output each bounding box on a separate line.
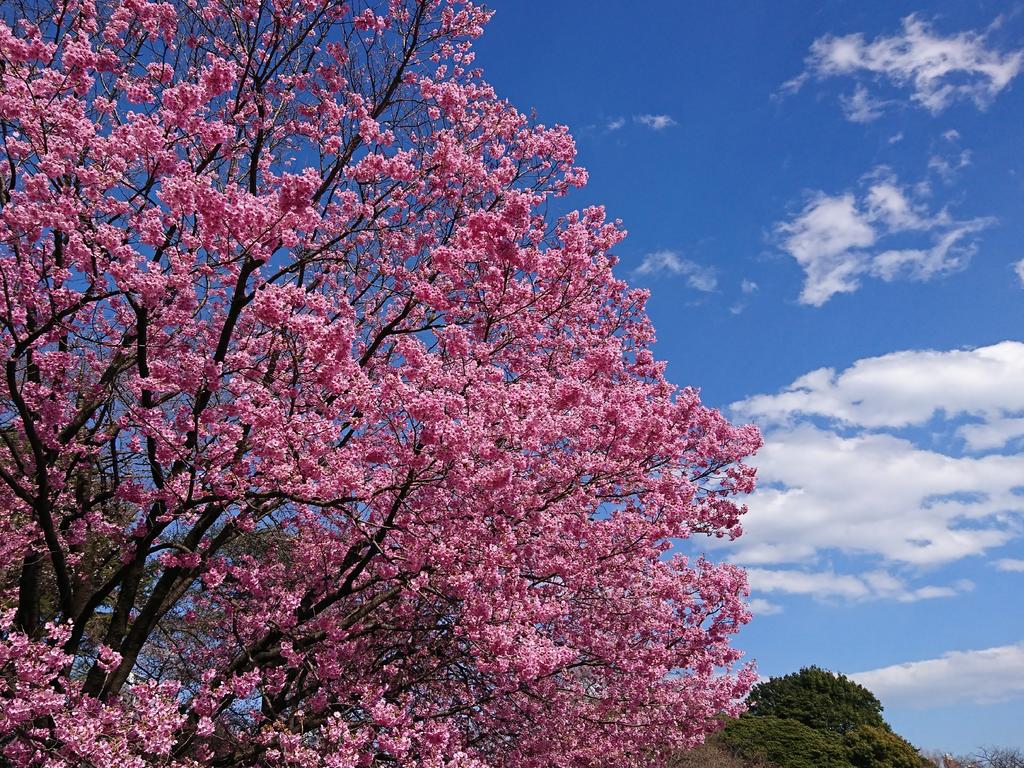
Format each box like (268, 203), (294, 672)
(775, 167), (993, 305)
(775, 193), (872, 305)
(995, 558), (1024, 573)
(634, 113), (677, 130)
(747, 597), (784, 616)
(634, 250), (717, 291)
(747, 567), (971, 603)
(928, 149), (972, 183)
(840, 84), (889, 123)
(729, 279), (760, 314)
(606, 116), (625, 131)
(784, 15), (1023, 118)
(1013, 258), (1024, 286)
(852, 643), (1024, 708)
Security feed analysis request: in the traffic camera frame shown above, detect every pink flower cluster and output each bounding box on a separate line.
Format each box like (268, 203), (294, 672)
(0, 1), (761, 766)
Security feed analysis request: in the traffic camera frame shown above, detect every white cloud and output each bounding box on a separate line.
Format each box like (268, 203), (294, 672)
(634, 114), (677, 130)
(727, 343), (1024, 570)
(866, 220), (987, 282)
(733, 341), (1024, 434)
(840, 84), (889, 122)
(747, 598), (784, 616)
(730, 279), (759, 314)
(928, 149), (972, 182)
(776, 192), (874, 305)
(634, 250), (716, 291)
(852, 643), (1024, 708)
(607, 117), (625, 131)
(747, 567), (871, 600)
(995, 558), (1024, 572)
(958, 417), (1024, 453)
(732, 429), (1022, 566)
(888, 132), (904, 144)
(746, 567), (970, 603)
(1013, 258), (1024, 286)
(791, 15), (1023, 117)
(775, 169), (993, 305)
(864, 179), (930, 229)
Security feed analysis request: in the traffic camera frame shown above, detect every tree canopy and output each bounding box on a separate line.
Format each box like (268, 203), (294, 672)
(844, 725), (932, 768)
(747, 666), (886, 735)
(718, 715), (851, 768)
(0, 0), (761, 766)
(712, 667), (932, 768)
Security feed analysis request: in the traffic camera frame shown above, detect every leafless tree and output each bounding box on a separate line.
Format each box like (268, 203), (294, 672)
(974, 747), (1024, 768)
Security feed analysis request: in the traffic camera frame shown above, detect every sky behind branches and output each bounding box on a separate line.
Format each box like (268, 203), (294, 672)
(477, 0), (1024, 754)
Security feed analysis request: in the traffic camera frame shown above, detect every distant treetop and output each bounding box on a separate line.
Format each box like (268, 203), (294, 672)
(747, 666), (886, 735)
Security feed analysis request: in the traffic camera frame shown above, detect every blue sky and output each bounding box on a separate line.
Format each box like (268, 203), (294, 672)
(476, 1), (1024, 755)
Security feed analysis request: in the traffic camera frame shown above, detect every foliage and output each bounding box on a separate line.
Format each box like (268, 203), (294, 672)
(717, 715), (849, 768)
(702, 669), (936, 768)
(747, 666), (886, 735)
(0, 0), (761, 766)
(843, 724), (932, 768)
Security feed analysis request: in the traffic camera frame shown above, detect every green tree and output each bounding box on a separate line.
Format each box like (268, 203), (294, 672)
(717, 715), (849, 768)
(843, 724), (931, 768)
(747, 666), (886, 735)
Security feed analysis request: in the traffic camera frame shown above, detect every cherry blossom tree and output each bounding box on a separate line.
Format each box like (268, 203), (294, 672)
(0, 0), (761, 765)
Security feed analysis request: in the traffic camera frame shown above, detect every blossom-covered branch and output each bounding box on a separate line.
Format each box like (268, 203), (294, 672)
(0, 1), (761, 765)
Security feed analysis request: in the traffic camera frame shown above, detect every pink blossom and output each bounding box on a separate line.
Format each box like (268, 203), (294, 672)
(0, 2), (759, 766)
